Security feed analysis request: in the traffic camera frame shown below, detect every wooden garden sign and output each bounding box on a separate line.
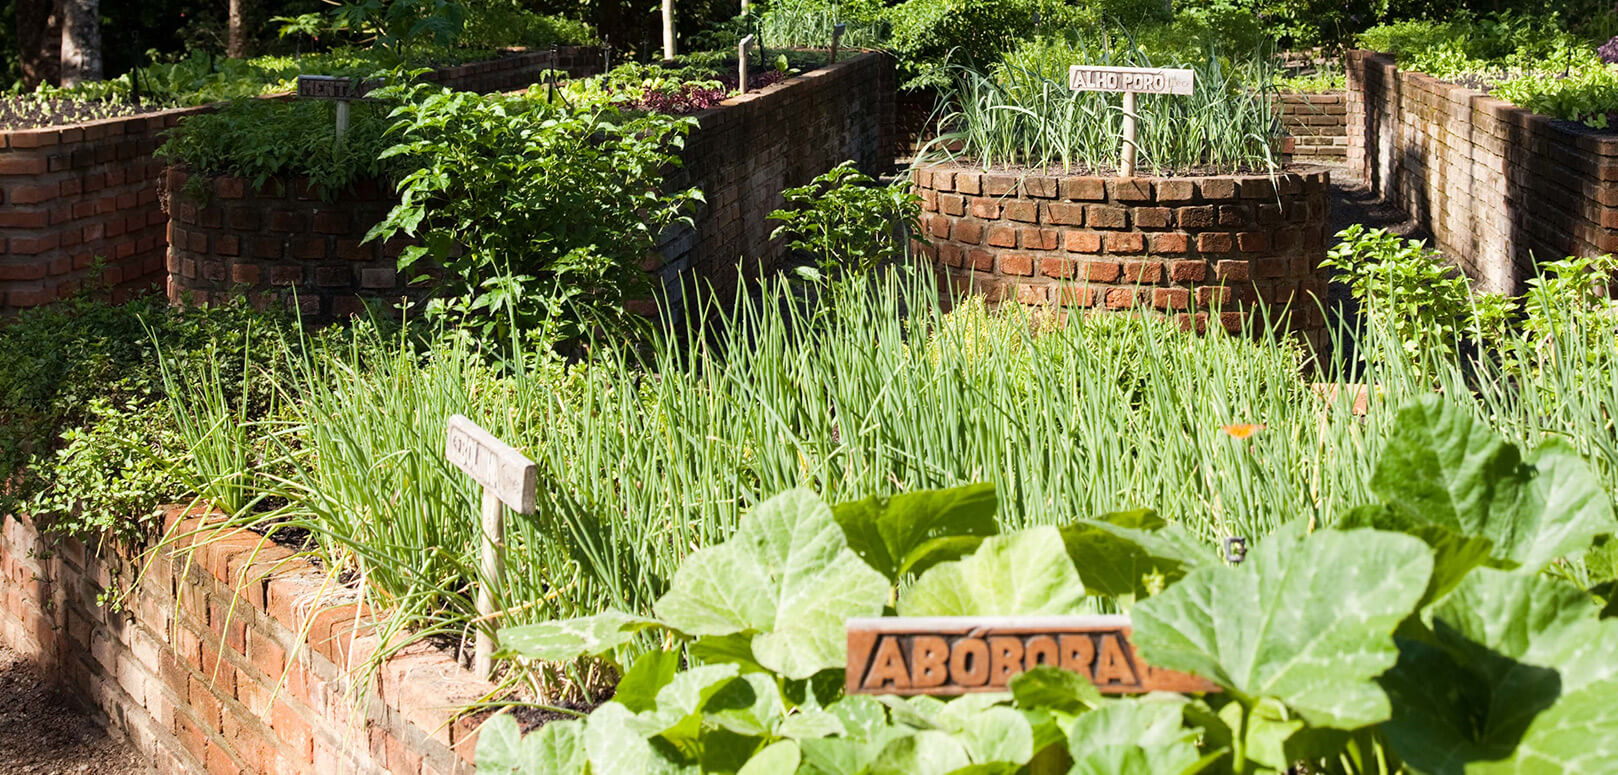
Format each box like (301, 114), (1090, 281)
(846, 615), (1218, 696)
(445, 415), (537, 680)
(1067, 65), (1195, 178)
(296, 74), (381, 145)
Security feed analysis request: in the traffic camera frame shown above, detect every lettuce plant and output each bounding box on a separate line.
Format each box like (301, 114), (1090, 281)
(477, 395), (1618, 774)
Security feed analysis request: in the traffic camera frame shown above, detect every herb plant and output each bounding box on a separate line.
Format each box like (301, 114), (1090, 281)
(368, 83), (701, 349)
(768, 161), (922, 280)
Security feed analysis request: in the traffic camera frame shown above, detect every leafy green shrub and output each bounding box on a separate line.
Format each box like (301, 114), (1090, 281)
(459, 2), (597, 48)
(0, 294), (289, 541)
(156, 97), (399, 197)
(938, 35), (1281, 173)
(483, 399), (1618, 773)
(1493, 65), (1618, 128)
(1321, 224), (1483, 361)
(884, 0), (1106, 89)
(368, 83), (701, 349)
(768, 161), (922, 280)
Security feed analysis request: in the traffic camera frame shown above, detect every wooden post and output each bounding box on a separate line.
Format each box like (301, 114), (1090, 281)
(334, 99), (350, 146)
(444, 415), (537, 681)
(739, 34), (756, 94)
(1068, 65), (1194, 179)
(1120, 90), (1137, 178)
(476, 488), (505, 679)
(830, 22), (845, 64)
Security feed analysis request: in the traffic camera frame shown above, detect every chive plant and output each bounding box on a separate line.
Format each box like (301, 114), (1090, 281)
(160, 262), (1618, 693)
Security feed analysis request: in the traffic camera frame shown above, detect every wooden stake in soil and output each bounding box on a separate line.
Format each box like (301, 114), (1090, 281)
(445, 415), (537, 680)
(298, 74), (379, 147)
(1067, 65), (1195, 177)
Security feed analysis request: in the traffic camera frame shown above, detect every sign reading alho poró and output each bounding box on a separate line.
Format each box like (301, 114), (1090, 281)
(846, 615), (1216, 696)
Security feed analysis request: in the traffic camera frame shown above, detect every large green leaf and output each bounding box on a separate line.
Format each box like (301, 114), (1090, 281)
(1379, 569), (1618, 774)
(1370, 398), (1615, 571)
(1338, 504), (1498, 607)
(1065, 698), (1204, 775)
(868, 730), (973, 775)
(1008, 665), (1102, 715)
(1060, 509), (1213, 598)
(499, 609), (660, 663)
(1469, 676), (1618, 774)
(832, 482), (1000, 580)
(583, 703), (690, 775)
(653, 489), (889, 679)
(476, 714), (587, 775)
(898, 526), (1086, 616)
(1133, 527), (1432, 729)
(738, 740), (801, 775)
(615, 649), (682, 714)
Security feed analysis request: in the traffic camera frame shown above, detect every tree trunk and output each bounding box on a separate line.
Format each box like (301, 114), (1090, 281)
(59, 0), (102, 86)
(15, 0), (60, 88)
(227, 0), (248, 58)
(662, 0), (676, 61)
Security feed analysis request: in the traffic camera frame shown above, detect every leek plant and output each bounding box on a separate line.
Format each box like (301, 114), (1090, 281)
(932, 33), (1281, 173)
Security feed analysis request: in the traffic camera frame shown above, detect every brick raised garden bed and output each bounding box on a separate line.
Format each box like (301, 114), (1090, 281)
(0, 47), (603, 318)
(163, 168), (422, 319)
(1347, 49), (1618, 293)
(912, 165), (1331, 347)
(1, 506), (500, 774)
(1278, 92), (1348, 162)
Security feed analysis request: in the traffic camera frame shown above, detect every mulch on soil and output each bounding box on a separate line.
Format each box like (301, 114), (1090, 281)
(0, 641), (152, 775)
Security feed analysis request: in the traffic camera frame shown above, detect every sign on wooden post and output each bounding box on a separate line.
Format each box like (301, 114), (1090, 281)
(1067, 65), (1195, 178)
(846, 616), (1218, 696)
(296, 75), (382, 145)
(445, 415), (537, 680)
(738, 34), (757, 94)
(830, 23), (846, 64)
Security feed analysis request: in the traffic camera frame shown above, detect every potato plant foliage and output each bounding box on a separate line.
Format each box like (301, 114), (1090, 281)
(479, 396), (1618, 774)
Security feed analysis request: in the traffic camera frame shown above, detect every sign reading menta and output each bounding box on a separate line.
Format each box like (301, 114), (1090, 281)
(295, 74), (382, 100)
(846, 616), (1217, 696)
(1068, 65), (1194, 96)
(444, 415), (538, 514)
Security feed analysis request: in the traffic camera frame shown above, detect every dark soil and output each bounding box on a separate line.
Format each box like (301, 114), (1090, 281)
(0, 97), (163, 131)
(0, 641), (152, 775)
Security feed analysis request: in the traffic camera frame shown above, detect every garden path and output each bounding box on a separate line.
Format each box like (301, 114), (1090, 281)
(0, 641), (151, 774)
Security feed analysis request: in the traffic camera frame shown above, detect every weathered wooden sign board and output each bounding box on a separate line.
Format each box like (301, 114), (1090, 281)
(846, 615), (1218, 696)
(445, 415), (537, 679)
(1067, 65), (1194, 96)
(445, 415), (537, 514)
(1066, 65), (1196, 178)
(295, 74), (382, 100)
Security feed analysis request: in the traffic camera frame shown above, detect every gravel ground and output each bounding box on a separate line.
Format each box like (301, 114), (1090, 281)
(0, 642), (152, 775)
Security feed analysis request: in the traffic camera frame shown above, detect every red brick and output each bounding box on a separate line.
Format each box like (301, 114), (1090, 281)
(1059, 178), (1106, 201)
(983, 174), (1016, 196)
(1087, 205), (1127, 229)
(231, 264), (260, 285)
(1122, 260), (1162, 283)
(1079, 260), (1121, 282)
(1064, 231), (1102, 253)
(967, 249), (995, 271)
(1156, 180), (1195, 202)
(214, 177), (245, 199)
(293, 238), (328, 260)
(970, 197), (1001, 219)
(1167, 260), (1206, 282)
(1041, 257), (1076, 279)
(1134, 207), (1173, 229)
(1198, 286), (1231, 307)
(1197, 233), (1235, 253)
(1237, 232), (1271, 253)
(1149, 233), (1190, 254)
(1003, 200), (1037, 223)
(314, 265), (351, 287)
(1108, 178), (1152, 201)
(1015, 284), (1047, 304)
(1022, 176), (1057, 198)
(955, 171), (982, 195)
(1057, 285), (1098, 306)
(939, 244), (964, 267)
(1152, 287), (1191, 309)
(1199, 178), (1237, 200)
(1105, 233), (1145, 254)
(928, 214), (951, 239)
(953, 219), (984, 245)
(0, 155), (47, 174)
(1019, 227), (1059, 251)
(999, 254), (1034, 276)
(1044, 202), (1085, 225)
(1217, 205), (1250, 227)
(938, 194), (966, 216)
(985, 225), (1017, 248)
(1105, 287), (1139, 309)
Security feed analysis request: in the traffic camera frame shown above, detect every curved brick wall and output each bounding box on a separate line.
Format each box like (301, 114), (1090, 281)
(163, 168), (420, 319)
(912, 165), (1330, 344)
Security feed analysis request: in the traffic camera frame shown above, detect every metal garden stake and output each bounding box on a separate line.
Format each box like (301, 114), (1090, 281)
(739, 34), (757, 94)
